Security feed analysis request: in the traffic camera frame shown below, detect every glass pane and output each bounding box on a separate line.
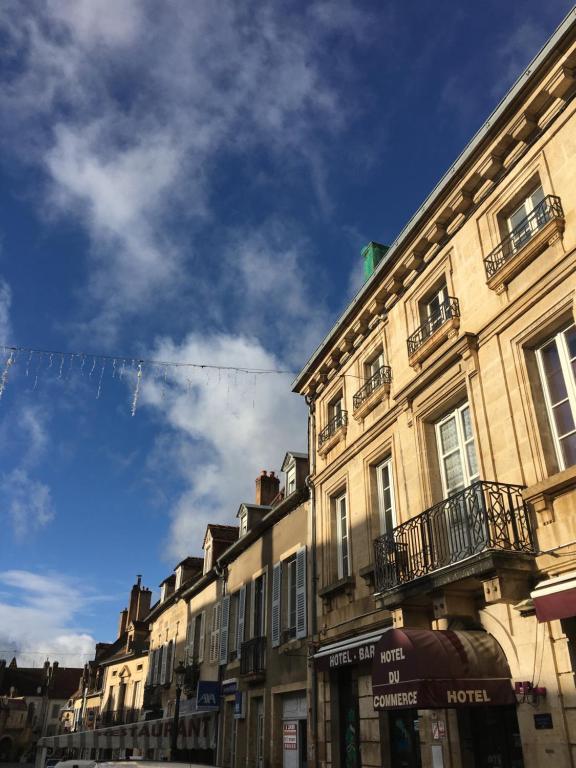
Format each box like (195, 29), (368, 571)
(565, 326), (576, 361)
(541, 342), (568, 403)
(509, 203), (528, 230)
(553, 401), (576, 436)
(461, 406), (472, 440)
(466, 442), (479, 479)
(561, 433), (576, 468)
(440, 418), (458, 453)
(444, 452), (464, 493)
(531, 186), (544, 208)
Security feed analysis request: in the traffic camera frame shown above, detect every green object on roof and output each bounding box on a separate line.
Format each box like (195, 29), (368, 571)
(362, 241), (389, 281)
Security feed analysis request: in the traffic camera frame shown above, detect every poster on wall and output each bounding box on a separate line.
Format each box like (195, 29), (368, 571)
(283, 722), (297, 751)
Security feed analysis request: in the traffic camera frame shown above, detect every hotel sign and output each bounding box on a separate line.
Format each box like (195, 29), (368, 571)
(372, 628), (516, 710)
(316, 640), (376, 671)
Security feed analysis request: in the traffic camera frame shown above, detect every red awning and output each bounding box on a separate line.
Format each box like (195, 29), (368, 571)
(371, 628), (515, 710)
(531, 572), (576, 622)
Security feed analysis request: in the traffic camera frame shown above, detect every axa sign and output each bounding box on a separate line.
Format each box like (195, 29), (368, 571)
(196, 680), (221, 711)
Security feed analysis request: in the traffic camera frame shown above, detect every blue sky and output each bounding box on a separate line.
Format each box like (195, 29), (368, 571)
(0, 0), (573, 666)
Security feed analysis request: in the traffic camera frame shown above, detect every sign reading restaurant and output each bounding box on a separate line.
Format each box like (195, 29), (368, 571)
(371, 628), (516, 710)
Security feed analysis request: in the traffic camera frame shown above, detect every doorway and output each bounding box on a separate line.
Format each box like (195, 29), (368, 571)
(457, 705), (524, 768)
(388, 709), (421, 768)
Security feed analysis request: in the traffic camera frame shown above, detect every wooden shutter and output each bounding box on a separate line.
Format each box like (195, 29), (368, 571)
(186, 620), (195, 665)
(146, 649), (154, 684)
(237, 584), (246, 658)
(160, 643), (168, 685)
(219, 595), (231, 666)
(296, 545), (307, 639)
(271, 563), (282, 648)
(210, 603), (221, 663)
(198, 612), (205, 663)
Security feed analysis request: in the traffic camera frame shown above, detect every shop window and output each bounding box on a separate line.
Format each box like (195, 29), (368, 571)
(536, 324), (576, 469)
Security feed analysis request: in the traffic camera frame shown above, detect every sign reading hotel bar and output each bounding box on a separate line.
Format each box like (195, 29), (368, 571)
(316, 639), (376, 671)
(371, 628), (516, 710)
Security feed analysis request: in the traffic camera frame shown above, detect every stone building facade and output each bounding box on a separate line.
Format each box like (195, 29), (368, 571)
(293, 9), (576, 768)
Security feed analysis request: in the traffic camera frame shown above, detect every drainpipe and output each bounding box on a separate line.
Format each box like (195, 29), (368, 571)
(305, 394), (318, 768)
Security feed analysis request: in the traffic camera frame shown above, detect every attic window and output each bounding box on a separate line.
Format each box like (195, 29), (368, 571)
(286, 466), (296, 495)
(240, 511), (248, 537)
(203, 542), (212, 575)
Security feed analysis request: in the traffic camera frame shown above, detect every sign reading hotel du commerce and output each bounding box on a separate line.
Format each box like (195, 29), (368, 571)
(371, 628), (516, 710)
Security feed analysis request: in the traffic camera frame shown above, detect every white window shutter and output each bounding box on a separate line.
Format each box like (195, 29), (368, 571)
(296, 545), (307, 639)
(160, 643), (168, 685)
(210, 603), (221, 663)
(198, 612), (205, 663)
(219, 595), (231, 666)
(237, 585), (246, 658)
(271, 563), (282, 648)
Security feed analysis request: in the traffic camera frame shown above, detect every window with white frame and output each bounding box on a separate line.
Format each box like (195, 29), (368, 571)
(239, 511), (248, 537)
(329, 392), (344, 423)
(507, 185), (545, 249)
(435, 403), (479, 497)
(203, 542), (212, 574)
(421, 282), (449, 335)
(376, 457), (396, 535)
(536, 324), (576, 469)
(366, 349), (384, 380)
(335, 492), (350, 579)
(286, 465), (296, 495)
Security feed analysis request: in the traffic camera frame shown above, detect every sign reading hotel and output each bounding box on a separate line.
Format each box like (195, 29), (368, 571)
(371, 628), (516, 710)
(317, 641), (376, 671)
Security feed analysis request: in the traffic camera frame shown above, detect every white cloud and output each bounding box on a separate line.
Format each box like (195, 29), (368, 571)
(140, 332), (307, 559)
(1, 468), (54, 538)
(0, 570), (98, 667)
(0, 1), (364, 338)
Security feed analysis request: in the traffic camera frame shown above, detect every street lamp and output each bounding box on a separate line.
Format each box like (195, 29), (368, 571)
(170, 661), (187, 761)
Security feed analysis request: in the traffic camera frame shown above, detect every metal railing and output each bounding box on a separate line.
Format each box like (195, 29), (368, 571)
(353, 365), (392, 411)
(240, 637), (267, 676)
(407, 297), (460, 357)
(484, 194), (564, 278)
(318, 410), (348, 448)
(373, 481), (534, 592)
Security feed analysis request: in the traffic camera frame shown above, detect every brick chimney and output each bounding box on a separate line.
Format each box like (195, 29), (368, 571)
(255, 470), (280, 506)
(127, 575), (143, 626)
(118, 608), (128, 638)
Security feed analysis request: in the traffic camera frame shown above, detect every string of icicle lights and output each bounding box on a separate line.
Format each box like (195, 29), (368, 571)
(0, 344), (295, 416)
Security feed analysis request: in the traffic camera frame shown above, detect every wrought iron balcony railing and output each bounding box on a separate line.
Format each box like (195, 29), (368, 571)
(353, 365), (392, 411)
(373, 480), (534, 593)
(318, 411), (348, 448)
(240, 636), (267, 676)
(484, 194), (564, 279)
(407, 297), (460, 357)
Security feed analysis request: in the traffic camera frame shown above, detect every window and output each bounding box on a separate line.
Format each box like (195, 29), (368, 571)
(240, 511), (248, 537)
(507, 185), (545, 250)
(286, 466), (296, 495)
(421, 282), (449, 336)
(329, 393), (344, 422)
(204, 542), (212, 574)
(335, 492), (350, 579)
(132, 681), (140, 709)
(376, 458), (396, 535)
(536, 325), (576, 469)
(366, 350), (384, 380)
(436, 403), (479, 497)
(252, 573), (266, 638)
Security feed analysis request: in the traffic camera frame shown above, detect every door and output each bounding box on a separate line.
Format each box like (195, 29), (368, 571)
(388, 710), (422, 768)
(435, 404), (483, 563)
(255, 698), (265, 768)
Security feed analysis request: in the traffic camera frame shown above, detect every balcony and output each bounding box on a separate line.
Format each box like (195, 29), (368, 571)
(407, 297), (460, 366)
(142, 684), (163, 713)
(240, 637), (267, 679)
(484, 194), (565, 292)
(353, 365), (392, 421)
(373, 481), (534, 594)
(318, 411), (348, 456)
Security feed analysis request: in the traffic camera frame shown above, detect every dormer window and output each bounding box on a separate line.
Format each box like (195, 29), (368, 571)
(286, 465), (296, 495)
(203, 542), (212, 575)
(240, 511), (248, 537)
(175, 567), (183, 590)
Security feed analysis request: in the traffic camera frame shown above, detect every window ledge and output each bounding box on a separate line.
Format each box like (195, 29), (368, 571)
(318, 424), (347, 456)
(408, 316), (460, 368)
(353, 384), (390, 422)
(523, 464), (576, 526)
(318, 575), (355, 602)
(486, 215), (565, 293)
(278, 638), (304, 655)
(358, 564), (375, 588)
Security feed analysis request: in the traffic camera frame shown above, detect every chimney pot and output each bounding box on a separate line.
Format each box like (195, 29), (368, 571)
(255, 469), (280, 506)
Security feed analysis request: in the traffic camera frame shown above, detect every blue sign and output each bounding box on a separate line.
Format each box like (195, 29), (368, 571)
(234, 691), (245, 719)
(221, 678), (238, 696)
(196, 680), (221, 710)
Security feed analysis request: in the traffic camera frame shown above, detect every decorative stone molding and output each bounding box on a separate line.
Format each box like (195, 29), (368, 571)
(523, 465), (576, 526)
